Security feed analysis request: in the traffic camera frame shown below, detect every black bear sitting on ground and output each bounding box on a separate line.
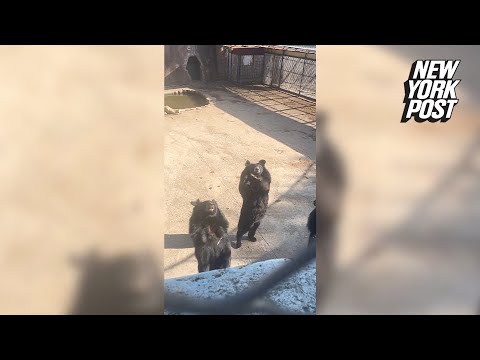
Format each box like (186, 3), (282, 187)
(189, 199), (231, 273)
(235, 159), (271, 249)
(307, 200), (316, 246)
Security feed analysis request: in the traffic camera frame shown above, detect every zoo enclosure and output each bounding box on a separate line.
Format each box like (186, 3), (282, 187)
(223, 45), (316, 100)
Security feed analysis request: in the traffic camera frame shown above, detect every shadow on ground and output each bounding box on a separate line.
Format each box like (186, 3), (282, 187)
(69, 251), (163, 315)
(196, 83), (316, 160)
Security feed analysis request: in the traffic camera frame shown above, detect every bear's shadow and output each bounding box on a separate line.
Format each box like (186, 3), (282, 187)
(69, 251), (163, 315)
(165, 233), (242, 250)
(164, 234), (194, 249)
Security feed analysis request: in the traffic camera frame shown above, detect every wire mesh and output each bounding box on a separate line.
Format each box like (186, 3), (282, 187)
(228, 53), (239, 83)
(235, 54), (264, 84)
(227, 50), (316, 100)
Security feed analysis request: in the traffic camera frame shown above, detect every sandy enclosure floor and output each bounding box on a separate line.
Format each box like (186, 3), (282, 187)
(164, 83), (316, 279)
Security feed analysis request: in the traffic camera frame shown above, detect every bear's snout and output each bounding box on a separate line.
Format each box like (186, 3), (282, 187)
(206, 202), (216, 213)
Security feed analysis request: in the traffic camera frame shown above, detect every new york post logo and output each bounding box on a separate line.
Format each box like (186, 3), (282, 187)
(401, 60), (461, 123)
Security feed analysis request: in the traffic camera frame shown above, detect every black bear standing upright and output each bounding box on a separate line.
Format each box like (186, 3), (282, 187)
(189, 199), (231, 273)
(235, 160), (271, 249)
(307, 200), (316, 246)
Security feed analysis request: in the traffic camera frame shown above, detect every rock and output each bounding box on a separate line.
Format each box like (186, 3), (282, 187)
(164, 106), (179, 115)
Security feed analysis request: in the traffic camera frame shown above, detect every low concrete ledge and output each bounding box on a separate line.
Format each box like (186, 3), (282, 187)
(165, 258), (316, 315)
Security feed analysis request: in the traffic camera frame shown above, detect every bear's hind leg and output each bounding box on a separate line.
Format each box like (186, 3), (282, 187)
(248, 221), (261, 242)
(198, 262), (210, 273)
(235, 227), (248, 249)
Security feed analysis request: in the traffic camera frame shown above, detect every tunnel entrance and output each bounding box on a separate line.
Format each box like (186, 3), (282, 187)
(186, 56), (202, 81)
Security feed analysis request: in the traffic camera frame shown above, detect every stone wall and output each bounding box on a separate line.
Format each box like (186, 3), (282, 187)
(164, 45), (220, 86)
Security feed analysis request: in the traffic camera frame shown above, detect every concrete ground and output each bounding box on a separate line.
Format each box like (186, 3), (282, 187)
(317, 46), (480, 314)
(164, 83), (316, 279)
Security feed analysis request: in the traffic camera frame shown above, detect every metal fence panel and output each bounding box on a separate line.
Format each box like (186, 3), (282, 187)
(278, 55), (304, 94)
(271, 55), (283, 87)
(226, 50), (316, 100)
(229, 53), (239, 82)
(299, 58), (316, 98)
(237, 54), (264, 84)
(263, 53), (274, 85)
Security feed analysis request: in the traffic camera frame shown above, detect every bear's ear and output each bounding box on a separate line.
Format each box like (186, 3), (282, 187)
(245, 160), (251, 167)
(190, 199), (200, 206)
(259, 159), (266, 166)
(313, 200), (316, 206)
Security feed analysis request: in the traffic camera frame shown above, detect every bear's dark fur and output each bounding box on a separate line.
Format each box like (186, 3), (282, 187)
(189, 199), (231, 273)
(235, 159), (271, 249)
(307, 200), (316, 246)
